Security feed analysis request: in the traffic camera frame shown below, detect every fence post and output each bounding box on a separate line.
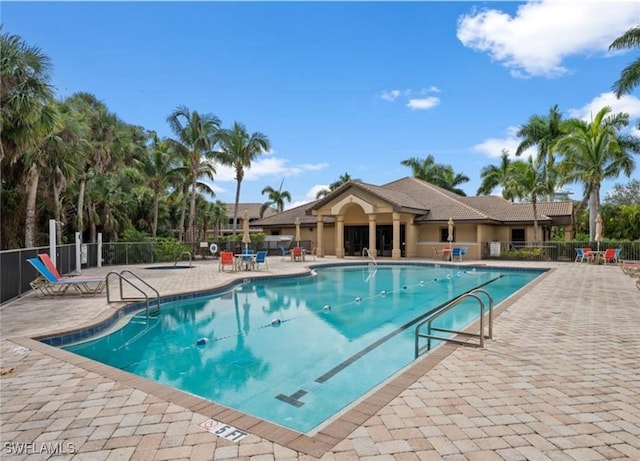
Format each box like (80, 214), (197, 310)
(75, 232), (82, 273)
(49, 219), (57, 268)
(98, 233), (103, 268)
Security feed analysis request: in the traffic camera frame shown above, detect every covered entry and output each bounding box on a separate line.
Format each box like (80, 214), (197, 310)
(343, 225), (406, 257)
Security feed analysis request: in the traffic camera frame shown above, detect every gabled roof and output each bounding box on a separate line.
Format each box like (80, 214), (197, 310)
(312, 180), (428, 214)
(252, 177), (573, 227)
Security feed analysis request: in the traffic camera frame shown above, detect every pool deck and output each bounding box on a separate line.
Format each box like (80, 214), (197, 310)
(1, 256), (639, 460)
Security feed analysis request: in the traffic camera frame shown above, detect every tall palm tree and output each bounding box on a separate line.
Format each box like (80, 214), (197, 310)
(260, 178), (291, 216)
(316, 172), (358, 199)
(40, 99), (84, 244)
(210, 200), (227, 240)
(401, 155), (468, 195)
(144, 134), (178, 238)
(166, 105), (220, 244)
(477, 150), (515, 200)
(439, 166), (470, 196)
(216, 121), (270, 239)
(556, 106), (640, 240)
(516, 105), (570, 200)
(0, 27), (56, 163)
(506, 157), (550, 245)
(609, 25), (640, 98)
(22, 102), (59, 247)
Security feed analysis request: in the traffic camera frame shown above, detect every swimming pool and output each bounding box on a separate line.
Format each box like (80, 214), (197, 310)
(63, 264), (543, 433)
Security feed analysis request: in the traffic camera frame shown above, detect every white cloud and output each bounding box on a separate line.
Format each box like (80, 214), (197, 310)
(457, 0), (640, 78)
(380, 90), (401, 101)
(567, 92), (640, 122)
(407, 97), (440, 110)
(211, 157), (329, 183)
(472, 126), (535, 159)
(286, 185), (325, 210)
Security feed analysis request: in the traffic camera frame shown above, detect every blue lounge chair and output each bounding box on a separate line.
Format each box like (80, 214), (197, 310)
(26, 258), (106, 297)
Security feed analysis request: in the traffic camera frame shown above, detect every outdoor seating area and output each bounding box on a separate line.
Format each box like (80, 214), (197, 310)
(575, 247), (622, 265)
(441, 246), (467, 261)
(218, 250), (269, 272)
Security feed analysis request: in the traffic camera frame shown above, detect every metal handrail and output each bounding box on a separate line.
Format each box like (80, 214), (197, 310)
(174, 251), (192, 267)
(106, 270), (160, 317)
(414, 288), (494, 358)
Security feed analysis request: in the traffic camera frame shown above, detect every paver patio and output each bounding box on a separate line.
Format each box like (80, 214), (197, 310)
(1, 257), (639, 460)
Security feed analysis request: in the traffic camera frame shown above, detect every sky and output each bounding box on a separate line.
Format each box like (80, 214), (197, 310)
(3, 0), (640, 209)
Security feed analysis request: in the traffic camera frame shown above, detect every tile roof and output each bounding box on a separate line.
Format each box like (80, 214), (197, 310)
(224, 203), (278, 220)
(252, 177), (573, 226)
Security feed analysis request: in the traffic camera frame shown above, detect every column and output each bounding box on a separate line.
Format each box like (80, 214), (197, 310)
(392, 212), (401, 259)
(405, 217), (417, 257)
(316, 215), (324, 257)
(368, 214), (377, 257)
(336, 215), (345, 259)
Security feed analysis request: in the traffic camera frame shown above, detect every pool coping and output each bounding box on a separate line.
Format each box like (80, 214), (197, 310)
(13, 263), (552, 457)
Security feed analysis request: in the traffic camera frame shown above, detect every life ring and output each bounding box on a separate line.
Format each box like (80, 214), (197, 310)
(209, 243), (218, 255)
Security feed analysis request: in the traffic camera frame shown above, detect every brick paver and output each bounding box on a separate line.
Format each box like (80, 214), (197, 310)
(1, 257), (639, 460)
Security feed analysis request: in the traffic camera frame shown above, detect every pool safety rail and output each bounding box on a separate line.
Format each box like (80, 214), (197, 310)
(106, 270), (160, 317)
(174, 251), (192, 267)
(414, 288), (494, 358)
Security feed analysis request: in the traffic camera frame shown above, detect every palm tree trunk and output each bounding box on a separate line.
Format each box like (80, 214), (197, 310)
(24, 165), (40, 248)
(232, 181), (242, 240)
(53, 182), (63, 245)
(189, 175), (197, 244)
(532, 198), (539, 245)
(152, 192), (159, 238)
(77, 176), (86, 234)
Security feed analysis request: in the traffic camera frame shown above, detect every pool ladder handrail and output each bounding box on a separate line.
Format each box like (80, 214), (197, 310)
(106, 270), (160, 317)
(414, 288), (494, 358)
(174, 251), (192, 267)
(361, 247), (378, 282)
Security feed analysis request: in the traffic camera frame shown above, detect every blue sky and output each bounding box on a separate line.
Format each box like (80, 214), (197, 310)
(4, 1), (640, 208)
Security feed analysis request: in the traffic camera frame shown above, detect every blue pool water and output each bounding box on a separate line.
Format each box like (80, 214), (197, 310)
(64, 264), (542, 433)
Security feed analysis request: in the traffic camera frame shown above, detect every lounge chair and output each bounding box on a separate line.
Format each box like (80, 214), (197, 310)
(219, 251), (235, 272)
(26, 258), (106, 297)
(38, 253), (65, 278)
(279, 247), (290, 261)
(252, 251), (268, 271)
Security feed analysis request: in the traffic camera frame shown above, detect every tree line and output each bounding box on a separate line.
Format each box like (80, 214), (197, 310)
(1, 25), (639, 249)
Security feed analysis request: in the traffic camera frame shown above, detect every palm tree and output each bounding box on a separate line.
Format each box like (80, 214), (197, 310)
(40, 99), (84, 244)
(316, 172), (357, 199)
(439, 166), (470, 196)
(556, 106), (640, 240)
(477, 150), (516, 200)
(216, 121), (270, 239)
(260, 178), (291, 216)
(516, 105), (570, 200)
(506, 157), (549, 245)
(166, 105), (220, 244)
(401, 155), (468, 195)
(144, 134), (177, 238)
(609, 25), (640, 98)
(210, 200), (227, 240)
(0, 27), (56, 164)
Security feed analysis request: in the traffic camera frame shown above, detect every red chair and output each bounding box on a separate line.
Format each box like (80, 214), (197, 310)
(602, 248), (617, 265)
(219, 251), (235, 272)
(292, 247), (303, 262)
(582, 248), (594, 263)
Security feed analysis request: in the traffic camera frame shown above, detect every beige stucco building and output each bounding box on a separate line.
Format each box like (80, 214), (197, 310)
(254, 177), (574, 260)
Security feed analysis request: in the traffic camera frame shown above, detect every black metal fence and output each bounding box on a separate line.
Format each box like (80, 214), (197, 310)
(2, 240), (638, 305)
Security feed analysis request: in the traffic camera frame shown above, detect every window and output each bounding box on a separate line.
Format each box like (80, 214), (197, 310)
(440, 228), (454, 243)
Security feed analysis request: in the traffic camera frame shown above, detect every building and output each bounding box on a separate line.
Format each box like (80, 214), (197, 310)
(253, 177), (574, 260)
